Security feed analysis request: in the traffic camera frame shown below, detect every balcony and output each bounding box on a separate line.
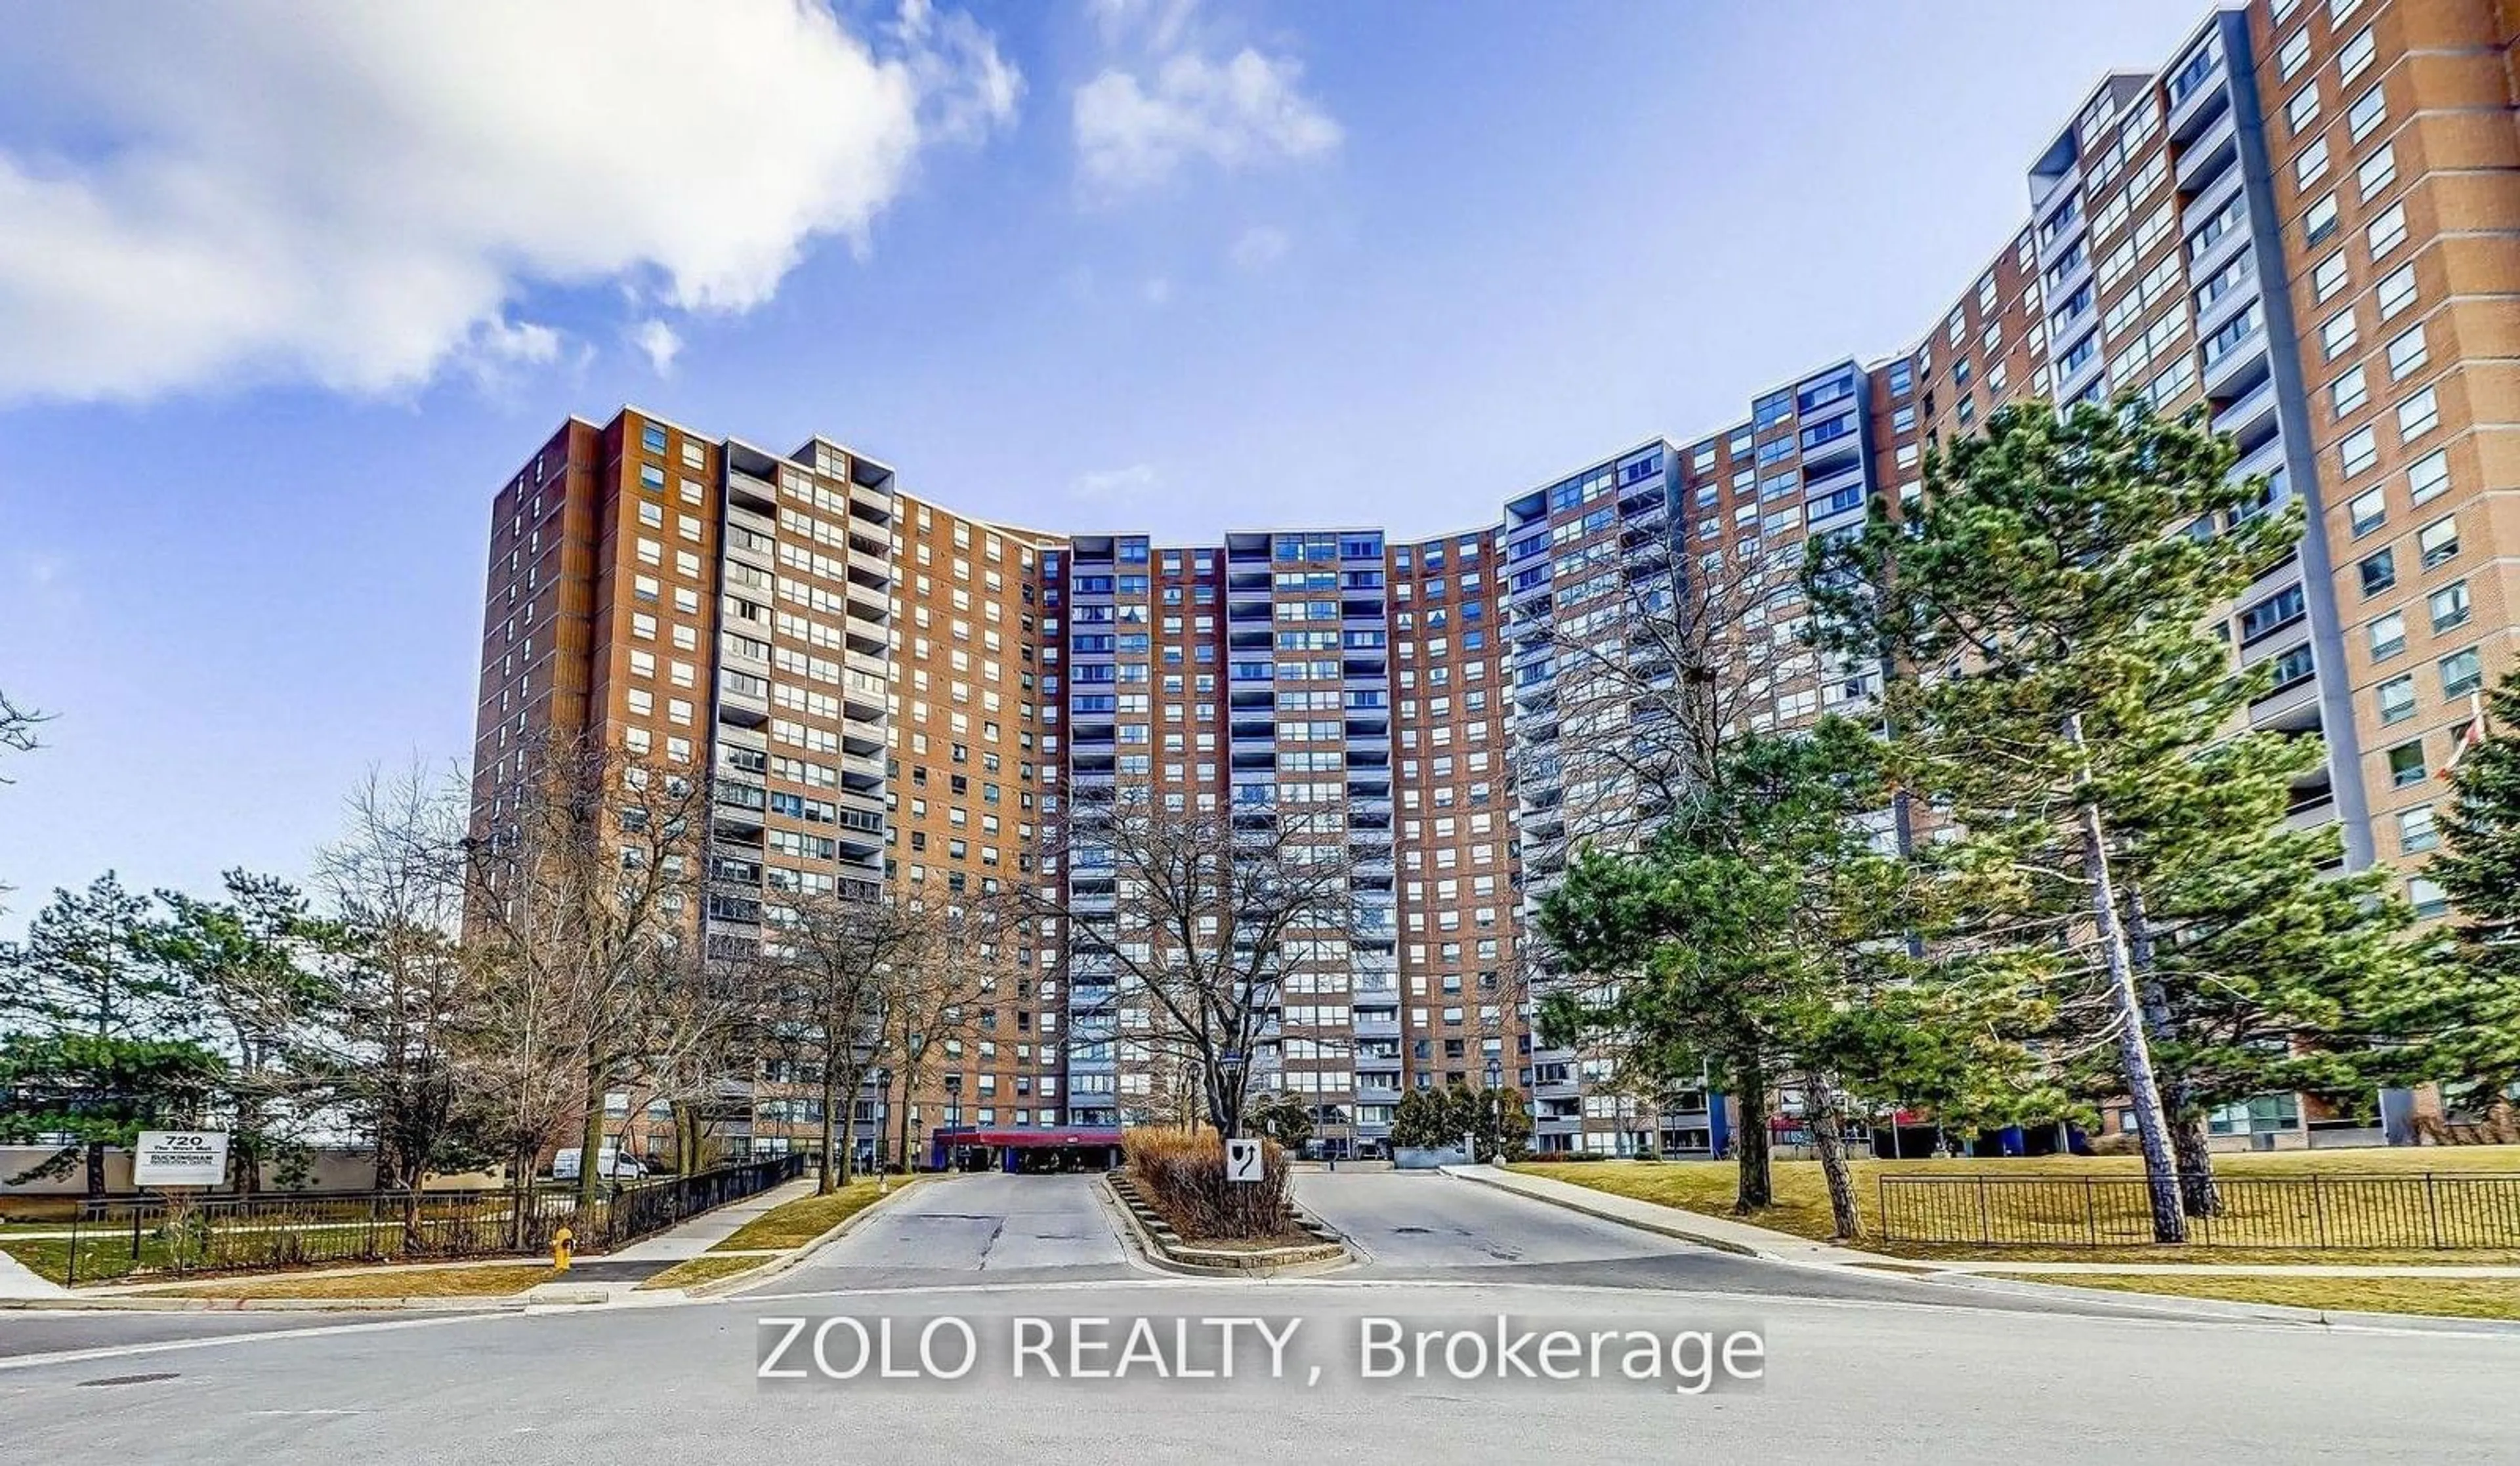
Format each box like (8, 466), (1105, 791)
(2166, 51), (2229, 145)
(2174, 107), (2239, 193)
(716, 671), (769, 725)
(727, 470), (778, 513)
(847, 481), (892, 522)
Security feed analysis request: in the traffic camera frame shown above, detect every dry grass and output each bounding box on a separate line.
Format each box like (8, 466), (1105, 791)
(710, 1179), (891, 1253)
(637, 1253), (773, 1291)
(1123, 1131), (1291, 1241)
(1515, 1149), (2520, 1263)
(2028, 1273), (2520, 1321)
(156, 1264), (559, 1300)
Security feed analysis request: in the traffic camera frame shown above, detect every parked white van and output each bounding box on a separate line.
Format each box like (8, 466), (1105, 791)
(551, 1147), (648, 1181)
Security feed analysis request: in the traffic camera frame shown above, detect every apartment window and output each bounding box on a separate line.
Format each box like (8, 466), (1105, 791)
(2410, 877), (2450, 920)
(2330, 365), (2368, 417)
(2366, 610), (2405, 661)
(2242, 585), (2308, 642)
(2366, 202), (2407, 259)
(2407, 448), (2450, 505)
(2337, 26), (2375, 85)
(2386, 739), (2428, 787)
(2285, 84), (2320, 135)
(2347, 85), (2386, 144)
(2320, 310), (2359, 360)
(2294, 136), (2330, 188)
(639, 463), (665, 492)
(2441, 646), (2484, 699)
(2377, 674), (2416, 723)
(2397, 386), (2440, 443)
(638, 501), (663, 528)
(2340, 426), (2378, 477)
(2277, 29), (2310, 79)
(2348, 486), (2385, 535)
(2356, 144), (2397, 201)
(2268, 644), (2317, 692)
(2311, 253), (2349, 303)
(2304, 193), (2339, 247)
(2418, 515), (2460, 569)
(2385, 324), (2428, 382)
(2397, 806), (2439, 855)
(2428, 580), (2470, 633)
(640, 423), (667, 454)
(2358, 547), (2396, 595)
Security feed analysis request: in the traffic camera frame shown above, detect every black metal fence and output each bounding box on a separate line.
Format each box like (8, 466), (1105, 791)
(1877, 1171), (2520, 1250)
(52, 1153), (803, 1286)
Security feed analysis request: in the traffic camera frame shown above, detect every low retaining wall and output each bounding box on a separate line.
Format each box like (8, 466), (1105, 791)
(1103, 1172), (1349, 1275)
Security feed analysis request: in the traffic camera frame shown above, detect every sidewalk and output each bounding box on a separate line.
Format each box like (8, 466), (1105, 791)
(0, 1247), (67, 1301)
(1446, 1164), (2520, 1278)
(600, 1175), (819, 1263)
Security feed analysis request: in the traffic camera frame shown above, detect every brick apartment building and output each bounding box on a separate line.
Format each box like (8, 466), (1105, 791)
(470, 0), (2519, 1162)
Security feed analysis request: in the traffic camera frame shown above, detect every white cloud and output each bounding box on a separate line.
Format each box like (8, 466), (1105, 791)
(1230, 225), (1290, 270)
(632, 319), (684, 377)
(0, 1), (1019, 403)
(1141, 277), (1175, 306)
(1086, 0), (1198, 51)
(1074, 37), (1340, 195)
(1071, 463), (1158, 501)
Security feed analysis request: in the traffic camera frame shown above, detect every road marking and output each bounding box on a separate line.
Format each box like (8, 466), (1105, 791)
(0, 1312), (535, 1373)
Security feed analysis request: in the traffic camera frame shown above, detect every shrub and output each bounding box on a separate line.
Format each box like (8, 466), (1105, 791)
(1122, 1131), (1292, 1240)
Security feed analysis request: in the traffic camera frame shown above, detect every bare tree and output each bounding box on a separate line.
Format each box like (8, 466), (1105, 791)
(1533, 535), (1819, 843)
(759, 890), (941, 1190)
(291, 760), (482, 1239)
(874, 890), (1017, 1179)
(1026, 790), (1358, 1142)
(0, 690), (46, 779)
(0, 690), (50, 910)
(1521, 533), (1851, 1165)
(463, 730), (713, 1208)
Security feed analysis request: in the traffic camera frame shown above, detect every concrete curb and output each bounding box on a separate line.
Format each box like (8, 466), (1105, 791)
(1440, 1166), (1766, 1259)
(0, 1293), (529, 1314)
(1921, 1268), (2520, 1337)
(683, 1176), (932, 1299)
(1100, 1174), (1353, 1278)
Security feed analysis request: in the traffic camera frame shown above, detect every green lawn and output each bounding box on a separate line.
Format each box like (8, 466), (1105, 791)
(2030, 1273), (2520, 1322)
(1514, 1149), (2520, 1264)
(710, 1179), (897, 1253)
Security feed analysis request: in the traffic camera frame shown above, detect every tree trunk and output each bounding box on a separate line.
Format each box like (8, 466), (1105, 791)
(896, 1069), (914, 1177)
(85, 1139), (106, 1199)
(1805, 1072), (1862, 1240)
(2125, 883), (2218, 1219)
(833, 1070), (858, 1186)
(2171, 1113), (2221, 1219)
(1732, 1058), (1773, 1211)
(818, 1067), (841, 1195)
(2068, 713), (2186, 1243)
(576, 1065), (608, 1211)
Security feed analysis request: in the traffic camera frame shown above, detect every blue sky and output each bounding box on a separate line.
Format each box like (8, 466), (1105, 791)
(0, 0), (2212, 925)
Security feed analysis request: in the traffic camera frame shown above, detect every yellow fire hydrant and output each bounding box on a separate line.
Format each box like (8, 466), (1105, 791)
(551, 1226), (574, 1273)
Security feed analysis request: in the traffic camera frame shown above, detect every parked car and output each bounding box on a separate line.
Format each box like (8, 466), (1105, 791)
(551, 1147), (648, 1182)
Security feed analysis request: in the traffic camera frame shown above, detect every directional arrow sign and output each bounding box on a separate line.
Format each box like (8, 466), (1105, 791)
(1225, 1138), (1263, 1184)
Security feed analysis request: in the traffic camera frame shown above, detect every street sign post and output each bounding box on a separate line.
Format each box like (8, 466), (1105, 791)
(133, 1131), (228, 1189)
(1225, 1137), (1263, 1184)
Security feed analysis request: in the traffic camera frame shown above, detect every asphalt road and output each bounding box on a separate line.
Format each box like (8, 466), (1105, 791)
(1, 1171), (2515, 1463)
(751, 1171), (1142, 1293)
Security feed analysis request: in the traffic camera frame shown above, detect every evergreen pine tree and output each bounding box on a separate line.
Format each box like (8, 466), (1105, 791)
(2414, 669), (2520, 1123)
